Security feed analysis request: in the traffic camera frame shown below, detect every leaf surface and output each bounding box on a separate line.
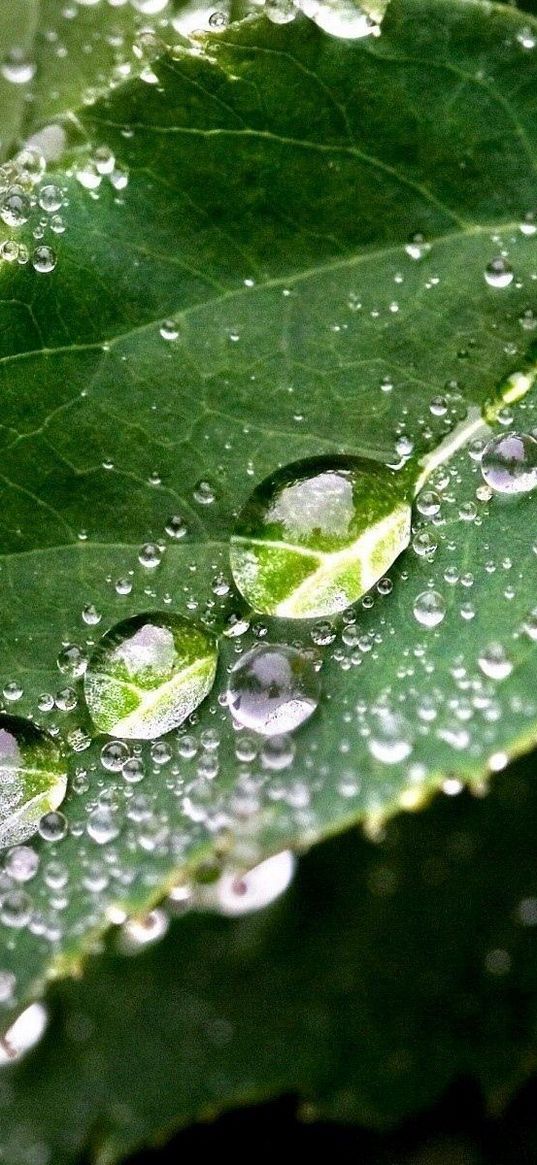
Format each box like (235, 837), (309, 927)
(1, 0), (537, 1016)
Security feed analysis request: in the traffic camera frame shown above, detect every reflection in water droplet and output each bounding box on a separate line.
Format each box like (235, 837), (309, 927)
(228, 644), (320, 736)
(0, 718), (67, 850)
(481, 432), (537, 495)
(230, 456), (411, 618)
(85, 613), (218, 739)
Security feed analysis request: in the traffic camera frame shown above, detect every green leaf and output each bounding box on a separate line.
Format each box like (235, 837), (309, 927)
(5, 749), (537, 1162)
(0, 3), (39, 158)
(3, 0), (537, 1020)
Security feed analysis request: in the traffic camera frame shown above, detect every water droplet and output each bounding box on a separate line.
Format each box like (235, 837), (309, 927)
(1, 54), (35, 85)
(87, 807), (120, 846)
(38, 184), (63, 213)
(94, 146), (116, 176)
(160, 319), (179, 342)
(480, 432), (537, 495)
(520, 211), (537, 236)
(132, 0), (170, 12)
(517, 26), (536, 50)
(265, 0), (297, 23)
(115, 576), (133, 596)
(0, 1003), (47, 1065)
(57, 643), (87, 679)
(227, 644), (320, 736)
(230, 456), (411, 618)
(193, 479), (216, 505)
(523, 609), (537, 640)
(368, 708), (412, 764)
(82, 603), (102, 626)
(85, 613), (218, 739)
(0, 188), (30, 227)
(4, 845), (39, 882)
(3, 681), (22, 703)
(413, 590), (446, 627)
(411, 530), (437, 557)
(478, 643), (513, 681)
(138, 542), (162, 569)
(0, 718), (67, 849)
(210, 851), (295, 916)
(208, 10), (228, 27)
(164, 514), (187, 539)
(32, 245), (56, 274)
(38, 810), (67, 843)
(405, 231), (430, 260)
(260, 734), (295, 770)
(484, 257), (514, 288)
(119, 908), (169, 952)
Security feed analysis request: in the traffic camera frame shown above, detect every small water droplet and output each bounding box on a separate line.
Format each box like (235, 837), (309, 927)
(413, 590), (446, 627)
(484, 257), (514, 289)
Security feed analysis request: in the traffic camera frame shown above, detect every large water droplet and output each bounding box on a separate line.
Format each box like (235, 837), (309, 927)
(227, 644), (320, 735)
(0, 717), (67, 850)
(84, 613), (218, 739)
(230, 456), (411, 618)
(480, 432), (537, 495)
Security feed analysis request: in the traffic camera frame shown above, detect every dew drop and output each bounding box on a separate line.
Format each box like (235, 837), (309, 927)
(405, 231), (430, 260)
(193, 479), (216, 506)
(38, 810), (67, 843)
(211, 851), (295, 916)
(0, 188), (30, 227)
(1, 54), (35, 85)
(4, 845), (39, 883)
(517, 26), (536, 50)
(0, 889), (32, 928)
(164, 514), (187, 539)
(484, 257), (514, 289)
(38, 184), (63, 213)
(138, 542), (162, 569)
(32, 245), (56, 274)
(480, 432), (537, 495)
(413, 590), (446, 627)
(0, 1003), (47, 1066)
(227, 644), (320, 736)
(85, 613), (218, 739)
(0, 718), (67, 850)
(265, 0), (297, 23)
(57, 643), (87, 679)
(230, 456), (411, 618)
(160, 319), (179, 342)
(368, 709), (412, 764)
(478, 643), (513, 681)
